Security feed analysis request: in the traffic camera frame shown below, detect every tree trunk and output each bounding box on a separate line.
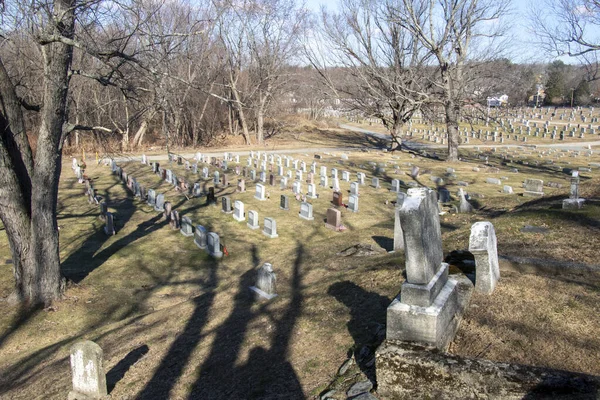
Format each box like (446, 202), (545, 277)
(445, 100), (460, 162)
(256, 108), (264, 145)
(0, 0), (75, 306)
(390, 118), (403, 151)
(230, 85), (251, 145)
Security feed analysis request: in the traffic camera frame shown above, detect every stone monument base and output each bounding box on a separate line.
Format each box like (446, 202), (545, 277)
(562, 198), (585, 209)
(523, 191), (544, 197)
(376, 340), (600, 399)
(250, 286), (277, 300)
(386, 275), (473, 351)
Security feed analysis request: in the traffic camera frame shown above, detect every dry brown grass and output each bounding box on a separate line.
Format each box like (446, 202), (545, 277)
(1, 144), (600, 399)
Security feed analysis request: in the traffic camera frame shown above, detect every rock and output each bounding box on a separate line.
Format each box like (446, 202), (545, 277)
(338, 358), (354, 375)
(347, 380), (373, 397)
(336, 244), (385, 257)
(520, 225), (548, 234)
(320, 389), (336, 400)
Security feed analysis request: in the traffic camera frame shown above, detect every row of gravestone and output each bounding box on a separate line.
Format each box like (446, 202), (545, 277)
(72, 159), (116, 236)
(113, 161), (228, 258)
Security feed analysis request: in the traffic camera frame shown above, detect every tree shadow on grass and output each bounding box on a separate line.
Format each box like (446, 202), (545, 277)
(183, 243), (306, 400)
(134, 255), (220, 399)
(61, 171), (188, 283)
(327, 281), (390, 388)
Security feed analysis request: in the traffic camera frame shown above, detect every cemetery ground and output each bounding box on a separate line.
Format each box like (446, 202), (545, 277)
(1, 131), (600, 398)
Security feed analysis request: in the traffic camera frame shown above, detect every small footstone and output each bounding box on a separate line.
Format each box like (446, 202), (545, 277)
(347, 380), (373, 397)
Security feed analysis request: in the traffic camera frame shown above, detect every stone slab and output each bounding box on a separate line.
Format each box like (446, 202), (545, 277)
(376, 340), (600, 399)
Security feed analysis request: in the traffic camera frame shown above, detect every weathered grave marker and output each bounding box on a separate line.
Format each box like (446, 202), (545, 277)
(250, 263), (277, 299)
(68, 341), (107, 400)
(469, 221), (499, 294)
(387, 188), (462, 349)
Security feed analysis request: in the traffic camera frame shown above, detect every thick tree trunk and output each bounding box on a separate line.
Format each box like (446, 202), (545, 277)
(0, 0), (75, 306)
(391, 121), (403, 150)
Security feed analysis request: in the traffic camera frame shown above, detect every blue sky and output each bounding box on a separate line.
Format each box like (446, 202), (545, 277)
(302, 0), (588, 64)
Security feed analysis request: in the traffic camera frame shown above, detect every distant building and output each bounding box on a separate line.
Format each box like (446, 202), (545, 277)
(486, 94), (508, 107)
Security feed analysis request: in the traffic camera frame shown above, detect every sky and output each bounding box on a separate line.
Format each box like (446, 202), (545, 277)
(302, 0), (595, 65)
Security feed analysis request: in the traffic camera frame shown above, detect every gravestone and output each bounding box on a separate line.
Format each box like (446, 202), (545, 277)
(180, 216), (194, 237)
(194, 225), (208, 249)
(332, 178), (340, 191)
(299, 202), (314, 220)
(237, 179), (246, 193)
(263, 217), (279, 238)
(104, 212), (115, 236)
(347, 194), (359, 212)
(410, 166), (420, 178)
(371, 177), (380, 189)
(469, 221), (500, 294)
(68, 341), (107, 400)
(503, 185), (513, 194)
(207, 232), (223, 258)
(307, 183), (317, 199)
(320, 175), (328, 187)
(250, 263), (277, 300)
(331, 168), (338, 179)
(221, 196), (233, 213)
(387, 188), (462, 349)
(247, 210), (259, 230)
(350, 181), (359, 196)
(563, 171), (585, 209)
(438, 188), (451, 203)
(255, 183), (266, 201)
(458, 188), (474, 213)
(292, 181), (302, 195)
(233, 200), (245, 222)
(391, 179), (401, 193)
(486, 177), (502, 185)
(213, 171), (220, 186)
(154, 194), (165, 211)
(333, 191), (343, 207)
(163, 202), (172, 221)
(325, 208), (342, 231)
(170, 211), (180, 230)
(357, 172), (365, 185)
(393, 192), (406, 251)
(280, 195), (289, 211)
(280, 176), (288, 190)
(222, 174), (228, 187)
(342, 171), (350, 181)
(269, 174), (275, 186)
(523, 178), (544, 197)
(206, 187), (216, 205)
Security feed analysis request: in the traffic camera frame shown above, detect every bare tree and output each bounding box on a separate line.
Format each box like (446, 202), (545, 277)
(246, 0), (308, 145)
(307, 0), (433, 148)
(531, 0), (600, 57)
(390, 0), (511, 161)
(0, 0), (175, 305)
